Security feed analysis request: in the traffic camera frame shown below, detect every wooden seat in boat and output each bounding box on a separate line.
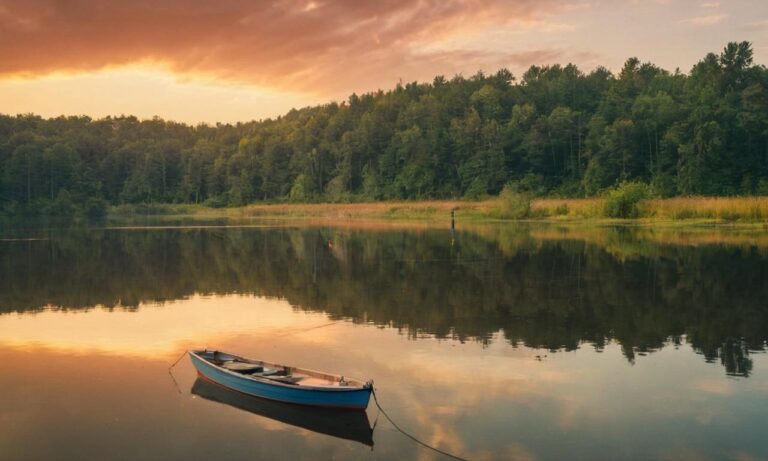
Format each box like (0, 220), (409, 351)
(263, 375), (303, 384)
(221, 361), (264, 373)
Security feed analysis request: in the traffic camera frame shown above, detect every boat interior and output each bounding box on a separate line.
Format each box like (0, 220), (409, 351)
(195, 350), (369, 389)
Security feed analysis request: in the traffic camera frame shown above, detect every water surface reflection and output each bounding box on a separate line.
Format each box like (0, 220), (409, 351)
(0, 222), (767, 460)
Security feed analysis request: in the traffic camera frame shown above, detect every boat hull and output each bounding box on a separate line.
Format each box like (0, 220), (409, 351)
(188, 352), (372, 409)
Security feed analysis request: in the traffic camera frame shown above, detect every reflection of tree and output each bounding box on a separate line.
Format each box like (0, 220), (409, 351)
(700, 339), (754, 377)
(0, 225), (766, 376)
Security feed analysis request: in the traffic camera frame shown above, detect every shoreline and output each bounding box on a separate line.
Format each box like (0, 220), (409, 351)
(4, 198), (768, 230)
(102, 198), (768, 229)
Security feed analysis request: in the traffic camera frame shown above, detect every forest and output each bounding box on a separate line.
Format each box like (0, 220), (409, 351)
(1, 41), (766, 216)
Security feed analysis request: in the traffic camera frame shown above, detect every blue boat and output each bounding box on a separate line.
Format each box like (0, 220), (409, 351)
(188, 350), (373, 409)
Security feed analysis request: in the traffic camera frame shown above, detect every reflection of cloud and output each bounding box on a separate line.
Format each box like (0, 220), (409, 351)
(473, 443), (536, 461)
(690, 379), (733, 396)
(731, 452), (761, 461)
(660, 446), (713, 461)
(0, 295), (335, 356)
(554, 395), (586, 430)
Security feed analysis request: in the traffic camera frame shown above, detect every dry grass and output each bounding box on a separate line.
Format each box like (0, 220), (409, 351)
(641, 197), (768, 221)
(531, 198), (605, 218)
(241, 200), (497, 220)
(531, 196), (768, 223)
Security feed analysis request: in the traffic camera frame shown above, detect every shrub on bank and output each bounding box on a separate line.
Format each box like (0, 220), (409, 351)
(496, 183), (531, 219)
(603, 182), (651, 218)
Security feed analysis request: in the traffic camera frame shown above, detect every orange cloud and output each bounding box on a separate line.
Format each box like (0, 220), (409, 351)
(0, 0), (570, 96)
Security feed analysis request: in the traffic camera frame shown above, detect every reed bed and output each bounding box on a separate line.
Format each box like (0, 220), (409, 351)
(529, 196), (768, 222)
(530, 198), (605, 218)
(641, 197), (768, 221)
(241, 200), (496, 220)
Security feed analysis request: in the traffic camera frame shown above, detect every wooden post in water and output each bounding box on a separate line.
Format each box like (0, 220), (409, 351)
(450, 208), (456, 248)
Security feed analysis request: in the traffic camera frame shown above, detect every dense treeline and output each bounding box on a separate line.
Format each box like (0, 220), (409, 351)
(1, 42), (767, 215)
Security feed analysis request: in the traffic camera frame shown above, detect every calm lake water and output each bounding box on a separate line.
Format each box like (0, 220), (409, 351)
(1, 220), (767, 461)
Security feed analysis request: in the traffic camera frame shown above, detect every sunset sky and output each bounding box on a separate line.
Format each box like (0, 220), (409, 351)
(1, 0), (767, 124)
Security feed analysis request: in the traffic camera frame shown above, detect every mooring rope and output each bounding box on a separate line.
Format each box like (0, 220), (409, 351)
(168, 349), (188, 394)
(270, 320), (340, 338)
(371, 388), (470, 461)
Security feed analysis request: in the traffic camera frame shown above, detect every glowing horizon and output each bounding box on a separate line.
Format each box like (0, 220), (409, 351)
(0, 66), (318, 124)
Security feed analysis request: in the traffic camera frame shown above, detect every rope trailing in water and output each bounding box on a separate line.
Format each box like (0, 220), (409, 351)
(271, 321), (340, 339)
(168, 349), (188, 394)
(371, 388), (470, 461)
